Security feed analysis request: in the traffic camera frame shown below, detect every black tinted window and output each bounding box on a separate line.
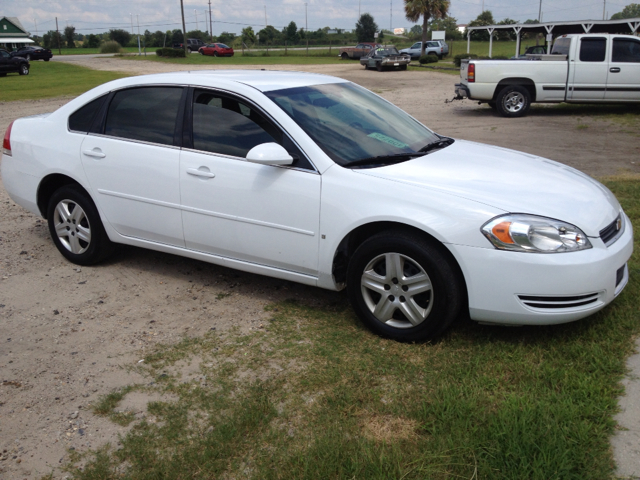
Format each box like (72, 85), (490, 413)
(105, 87), (183, 146)
(579, 38), (606, 62)
(612, 38), (640, 63)
(69, 95), (108, 133)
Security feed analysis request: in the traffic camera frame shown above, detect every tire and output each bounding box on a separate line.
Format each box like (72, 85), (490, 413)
(400, 64), (407, 71)
(438, 54), (443, 60)
(341, 52), (349, 60)
(47, 185), (115, 265)
(213, 52), (219, 57)
(376, 62), (383, 72)
(44, 58), (50, 61)
(347, 231), (464, 342)
(18, 64), (29, 75)
(496, 85), (531, 118)
(26, 54), (32, 61)
(0, 73), (6, 77)
(363, 63), (368, 70)
(488, 101), (497, 110)
(199, 49), (204, 55)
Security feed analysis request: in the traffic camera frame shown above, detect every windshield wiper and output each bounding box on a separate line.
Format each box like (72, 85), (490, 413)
(418, 137), (454, 153)
(345, 152), (426, 169)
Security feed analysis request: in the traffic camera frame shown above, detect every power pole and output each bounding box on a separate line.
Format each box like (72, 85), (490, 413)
(195, 10), (198, 31)
(359, 0), (361, 18)
(130, 13), (134, 34)
(603, 0), (606, 20)
(180, 0), (188, 56)
(305, 2), (308, 55)
(264, 5), (268, 27)
(208, 0), (213, 42)
(55, 17), (61, 55)
(538, 0), (542, 22)
(34, 18), (38, 39)
(390, 0), (392, 31)
(136, 14), (141, 55)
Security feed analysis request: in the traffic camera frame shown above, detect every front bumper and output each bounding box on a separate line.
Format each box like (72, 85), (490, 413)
(447, 213), (634, 326)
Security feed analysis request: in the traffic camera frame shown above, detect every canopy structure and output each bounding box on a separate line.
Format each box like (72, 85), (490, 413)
(0, 37), (35, 44)
(466, 17), (640, 58)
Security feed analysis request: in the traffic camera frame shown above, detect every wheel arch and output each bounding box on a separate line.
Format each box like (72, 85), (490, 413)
(37, 174), (89, 218)
(492, 78), (537, 102)
(331, 221), (468, 298)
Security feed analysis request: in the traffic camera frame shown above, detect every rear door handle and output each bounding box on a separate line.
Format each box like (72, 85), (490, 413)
(187, 167), (215, 178)
(82, 148), (106, 158)
(610, 67), (621, 73)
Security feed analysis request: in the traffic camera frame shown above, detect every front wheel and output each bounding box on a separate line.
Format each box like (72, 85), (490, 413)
(19, 64), (29, 75)
(400, 64), (407, 71)
(376, 62), (383, 72)
(341, 52), (349, 60)
(347, 232), (464, 342)
(47, 185), (114, 265)
(496, 85), (531, 117)
(44, 58), (50, 61)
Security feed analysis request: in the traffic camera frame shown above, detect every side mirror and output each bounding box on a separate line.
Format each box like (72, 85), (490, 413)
(245, 142), (293, 166)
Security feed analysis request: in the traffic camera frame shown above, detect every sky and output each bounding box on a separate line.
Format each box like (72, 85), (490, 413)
(2, 0), (638, 37)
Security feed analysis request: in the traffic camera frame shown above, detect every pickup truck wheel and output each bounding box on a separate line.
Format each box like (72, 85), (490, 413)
(376, 62), (383, 72)
(496, 85), (531, 117)
(488, 101), (497, 110)
(341, 52), (349, 60)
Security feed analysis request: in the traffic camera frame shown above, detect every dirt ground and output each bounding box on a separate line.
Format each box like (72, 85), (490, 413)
(1, 58), (638, 479)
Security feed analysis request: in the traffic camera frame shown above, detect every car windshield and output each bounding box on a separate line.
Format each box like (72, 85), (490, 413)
(373, 47), (400, 56)
(265, 82), (440, 168)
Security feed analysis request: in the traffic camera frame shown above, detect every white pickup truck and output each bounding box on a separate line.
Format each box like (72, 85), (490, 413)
(454, 33), (640, 117)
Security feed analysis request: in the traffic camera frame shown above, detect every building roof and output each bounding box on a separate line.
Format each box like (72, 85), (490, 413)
(466, 17), (640, 37)
(0, 16), (29, 37)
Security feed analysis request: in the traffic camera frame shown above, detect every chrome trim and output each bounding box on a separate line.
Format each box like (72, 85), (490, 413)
(600, 213), (625, 247)
(88, 133), (182, 150)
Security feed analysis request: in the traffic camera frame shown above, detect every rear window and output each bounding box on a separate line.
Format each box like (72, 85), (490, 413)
(579, 38), (606, 62)
(551, 37), (571, 56)
(68, 95), (108, 133)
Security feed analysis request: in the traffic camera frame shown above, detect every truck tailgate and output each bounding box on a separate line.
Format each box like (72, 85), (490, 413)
(460, 60), (469, 83)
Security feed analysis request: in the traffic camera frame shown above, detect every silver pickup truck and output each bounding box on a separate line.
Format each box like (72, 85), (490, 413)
(454, 33), (640, 117)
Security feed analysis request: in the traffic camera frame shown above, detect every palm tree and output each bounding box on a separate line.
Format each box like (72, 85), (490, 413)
(404, 0), (450, 57)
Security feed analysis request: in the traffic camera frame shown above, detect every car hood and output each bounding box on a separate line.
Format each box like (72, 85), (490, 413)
(354, 139), (620, 236)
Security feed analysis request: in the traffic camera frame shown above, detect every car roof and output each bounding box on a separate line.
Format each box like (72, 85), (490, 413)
(104, 70), (349, 93)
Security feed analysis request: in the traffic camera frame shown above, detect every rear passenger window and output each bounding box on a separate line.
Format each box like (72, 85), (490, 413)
(612, 38), (640, 63)
(68, 95), (108, 133)
(579, 38), (606, 62)
(105, 87), (183, 146)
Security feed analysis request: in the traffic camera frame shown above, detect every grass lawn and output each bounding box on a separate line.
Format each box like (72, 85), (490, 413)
(63, 179), (640, 480)
(0, 62), (129, 102)
(120, 50), (346, 66)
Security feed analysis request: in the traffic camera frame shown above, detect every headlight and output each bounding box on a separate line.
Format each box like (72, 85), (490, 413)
(481, 214), (592, 253)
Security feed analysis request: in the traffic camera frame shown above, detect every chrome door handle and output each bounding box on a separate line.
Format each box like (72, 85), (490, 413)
(187, 168), (215, 178)
(610, 67), (621, 73)
(82, 149), (106, 158)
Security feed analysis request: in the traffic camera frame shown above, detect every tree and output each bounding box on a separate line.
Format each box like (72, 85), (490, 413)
(185, 30), (209, 42)
(284, 21), (299, 44)
(217, 32), (236, 45)
(64, 25), (76, 48)
(355, 13), (378, 42)
(496, 18), (518, 41)
(257, 25), (281, 45)
(429, 16), (462, 40)
(611, 3), (640, 19)
(404, 0), (450, 55)
(241, 26), (256, 45)
(83, 34), (100, 48)
(109, 29), (132, 47)
(465, 10), (495, 42)
(409, 24), (423, 40)
(42, 30), (63, 50)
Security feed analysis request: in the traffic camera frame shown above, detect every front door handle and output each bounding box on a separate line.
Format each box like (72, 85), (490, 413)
(187, 167), (215, 178)
(610, 67), (621, 73)
(82, 148), (106, 158)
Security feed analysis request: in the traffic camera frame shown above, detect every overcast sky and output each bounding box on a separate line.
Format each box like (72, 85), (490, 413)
(2, 0), (638, 36)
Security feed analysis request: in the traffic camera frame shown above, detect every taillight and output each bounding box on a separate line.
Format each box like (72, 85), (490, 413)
(468, 63), (475, 83)
(2, 121), (13, 156)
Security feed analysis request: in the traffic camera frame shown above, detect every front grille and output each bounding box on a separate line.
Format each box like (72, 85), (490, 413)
(600, 214), (623, 246)
(518, 293), (600, 309)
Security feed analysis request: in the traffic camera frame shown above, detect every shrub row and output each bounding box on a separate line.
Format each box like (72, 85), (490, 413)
(418, 54), (439, 64)
(155, 48), (187, 58)
(99, 41), (124, 54)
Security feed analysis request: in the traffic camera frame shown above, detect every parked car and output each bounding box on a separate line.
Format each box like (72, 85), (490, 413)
(360, 47), (411, 71)
(1, 71), (632, 342)
(173, 38), (207, 52)
(199, 43), (234, 57)
(399, 41), (444, 60)
(510, 45), (547, 59)
(455, 33), (640, 117)
(339, 43), (381, 60)
(0, 49), (29, 76)
(10, 46), (53, 61)
(434, 40), (449, 56)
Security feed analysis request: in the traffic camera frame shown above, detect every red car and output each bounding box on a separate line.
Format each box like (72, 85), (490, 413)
(198, 43), (234, 57)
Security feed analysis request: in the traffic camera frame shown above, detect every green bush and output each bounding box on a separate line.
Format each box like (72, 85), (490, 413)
(99, 41), (124, 54)
(419, 54), (439, 64)
(155, 48), (186, 58)
(454, 53), (478, 67)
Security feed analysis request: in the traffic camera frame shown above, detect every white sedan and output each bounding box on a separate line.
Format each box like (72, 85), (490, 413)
(1, 71), (633, 342)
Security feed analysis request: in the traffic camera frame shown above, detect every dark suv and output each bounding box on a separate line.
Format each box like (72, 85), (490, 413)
(0, 49), (29, 76)
(173, 38), (207, 52)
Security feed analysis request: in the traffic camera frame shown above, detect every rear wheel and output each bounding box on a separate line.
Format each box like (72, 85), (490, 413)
(496, 85), (531, 118)
(213, 51), (219, 57)
(26, 54), (32, 61)
(18, 64), (29, 75)
(44, 58), (50, 61)
(376, 62), (383, 72)
(47, 186), (114, 265)
(347, 231), (464, 342)
(341, 52), (349, 60)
